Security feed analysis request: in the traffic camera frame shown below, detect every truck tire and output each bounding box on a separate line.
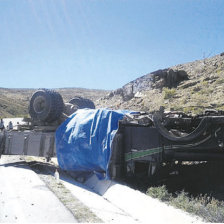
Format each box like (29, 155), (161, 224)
(69, 97), (95, 109)
(29, 89), (64, 122)
(50, 91), (64, 122)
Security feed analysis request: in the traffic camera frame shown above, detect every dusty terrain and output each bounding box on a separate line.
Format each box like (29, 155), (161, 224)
(0, 88), (109, 118)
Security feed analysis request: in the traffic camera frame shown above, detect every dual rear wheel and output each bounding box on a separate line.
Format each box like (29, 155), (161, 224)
(29, 89), (95, 122)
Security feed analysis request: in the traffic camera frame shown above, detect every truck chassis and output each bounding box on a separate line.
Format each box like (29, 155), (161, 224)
(1, 89), (224, 180)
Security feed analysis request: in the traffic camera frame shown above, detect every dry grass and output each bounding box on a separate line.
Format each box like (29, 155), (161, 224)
(145, 162), (224, 222)
(163, 88), (176, 100)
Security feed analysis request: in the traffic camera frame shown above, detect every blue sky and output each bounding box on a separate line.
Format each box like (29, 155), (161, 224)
(0, 0), (223, 90)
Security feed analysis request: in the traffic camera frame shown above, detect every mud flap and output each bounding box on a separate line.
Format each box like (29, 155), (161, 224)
(0, 132), (5, 158)
(108, 132), (125, 180)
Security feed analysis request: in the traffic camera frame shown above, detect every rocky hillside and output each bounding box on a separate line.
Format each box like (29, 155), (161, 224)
(96, 52), (224, 115)
(0, 88), (109, 118)
(1, 53), (224, 118)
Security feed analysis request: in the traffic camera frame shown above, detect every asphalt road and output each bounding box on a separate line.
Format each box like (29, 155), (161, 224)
(0, 155), (204, 223)
(0, 156), (77, 223)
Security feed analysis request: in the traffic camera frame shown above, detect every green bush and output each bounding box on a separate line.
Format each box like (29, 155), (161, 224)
(146, 185), (171, 201)
(163, 88), (176, 99)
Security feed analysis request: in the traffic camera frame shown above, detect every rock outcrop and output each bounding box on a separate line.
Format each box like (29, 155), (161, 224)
(96, 52), (224, 115)
(110, 69), (188, 101)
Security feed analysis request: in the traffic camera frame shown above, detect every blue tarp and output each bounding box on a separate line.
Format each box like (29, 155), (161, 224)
(55, 108), (131, 180)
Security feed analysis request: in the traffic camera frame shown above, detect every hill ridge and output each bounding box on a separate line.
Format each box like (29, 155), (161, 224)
(96, 52), (224, 114)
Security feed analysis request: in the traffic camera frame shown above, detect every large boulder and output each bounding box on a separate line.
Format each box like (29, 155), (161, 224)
(111, 69), (188, 101)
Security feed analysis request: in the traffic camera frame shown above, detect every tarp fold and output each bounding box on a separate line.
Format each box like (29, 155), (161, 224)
(55, 109), (129, 180)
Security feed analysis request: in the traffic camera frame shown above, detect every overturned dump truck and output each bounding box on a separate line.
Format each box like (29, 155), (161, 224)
(1, 89), (224, 180)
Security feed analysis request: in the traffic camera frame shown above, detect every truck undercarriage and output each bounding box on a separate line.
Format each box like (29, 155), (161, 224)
(109, 109), (224, 179)
(1, 89), (224, 181)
